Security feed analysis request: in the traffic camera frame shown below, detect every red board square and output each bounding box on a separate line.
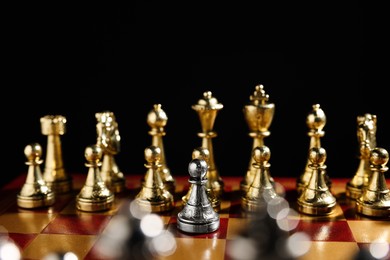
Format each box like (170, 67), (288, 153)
(167, 217), (228, 239)
(294, 220), (355, 242)
(42, 214), (111, 235)
(2, 233), (37, 250)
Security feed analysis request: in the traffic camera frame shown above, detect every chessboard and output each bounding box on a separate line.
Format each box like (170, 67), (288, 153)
(1, 173), (389, 260)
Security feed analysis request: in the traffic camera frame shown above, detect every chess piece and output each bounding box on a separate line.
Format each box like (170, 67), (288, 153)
(192, 91), (224, 197)
(146, 104), (175, 195)
(76, 144), (114, 212)
(296, 104), (331, 194)
(41, 115), (72, 194)
(356, 147), (390, 218)
(241, 146), (279, 212)
(177, 158), (220, 233)
(135, 145), (174, 213)
(297, 147), (337, 215)
(17, 143), (55, 208)
(96, 111), (126, 193)
(182, 147), (221, 212)
(241, 84), (275, 194)
(346, 114), (377, 200)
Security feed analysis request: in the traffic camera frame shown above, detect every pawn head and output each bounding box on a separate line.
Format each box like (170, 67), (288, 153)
(188, 158), (208, 179)
(85, 144), (103, 164)
(309, 147), (327, 165)
(144, 145), (161, 164)
(24, 143), (42, 161)
(252, 146), (271, 164)
(370, 147), (389, 166)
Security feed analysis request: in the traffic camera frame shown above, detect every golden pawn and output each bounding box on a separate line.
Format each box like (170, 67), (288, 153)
(296, 104), (331, 194)
(241, 84), (275, 193)
(182, 147), (221, 212)
(96, 111), (126, 193)
(241, 146), (279, 212)
(346, 114), (377, 200)
(356, 147), (390, 218)
(297, 147), (337, 216)
(147, 104), (175, 195)
(192, 91), (224, 197)
(135, 145), (174, 213)
(76, 145), (115, 212)
(41, 115), (72, 194)
(17, 143), (55, 208)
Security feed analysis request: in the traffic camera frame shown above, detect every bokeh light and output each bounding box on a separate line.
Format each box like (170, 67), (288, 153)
(149, 231), (177, 257)
(276, 208), (299, 231)
(369, 239), (389, 259)
(266, 196), (290, 219)
(226, 236), (257, 260)
(0, 239), (21, 260)
(129, 200), (151, 219)
(286, 232), (311, 258)
(140, 214), (164, 237)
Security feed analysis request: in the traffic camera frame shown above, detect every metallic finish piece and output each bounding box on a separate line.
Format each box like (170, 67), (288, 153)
(296, 104), (331, 194)
(135, 146), (174, 213)
(356, 147), (390, 218)
(182, 147), (221, 212)
(147, 104), (175, 195)
(241, 146), (279, 212)
(76, 145), (114, 212)
(41, 115), (72, 194)
(17, 143), (55, 208)
(241, 85), (275, 193)
(346, 114), (377, 200)
(177, 159), (220, 233)
(297, 147), (337, 215)
(192, 91), (224, 197)
(96, 111), (125, 193)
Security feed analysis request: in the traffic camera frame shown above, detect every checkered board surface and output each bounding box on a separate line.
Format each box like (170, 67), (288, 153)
(1, 174), (389, 260)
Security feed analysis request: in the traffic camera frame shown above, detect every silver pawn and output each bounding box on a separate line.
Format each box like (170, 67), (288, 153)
(177, 158), (220, 233)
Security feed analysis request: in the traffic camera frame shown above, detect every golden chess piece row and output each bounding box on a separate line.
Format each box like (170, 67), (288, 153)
(16, 86), (390, 219)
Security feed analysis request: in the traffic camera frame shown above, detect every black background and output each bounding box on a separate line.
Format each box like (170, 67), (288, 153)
(2, 3), (388, 188)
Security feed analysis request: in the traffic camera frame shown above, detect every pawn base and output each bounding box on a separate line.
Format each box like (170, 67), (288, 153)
(356, 200), (390, 218)
(177, 217), (220, 234)
(76, 195), (114, 212)
(17, 193), (55, 209)
(297, 201), (336, 216)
